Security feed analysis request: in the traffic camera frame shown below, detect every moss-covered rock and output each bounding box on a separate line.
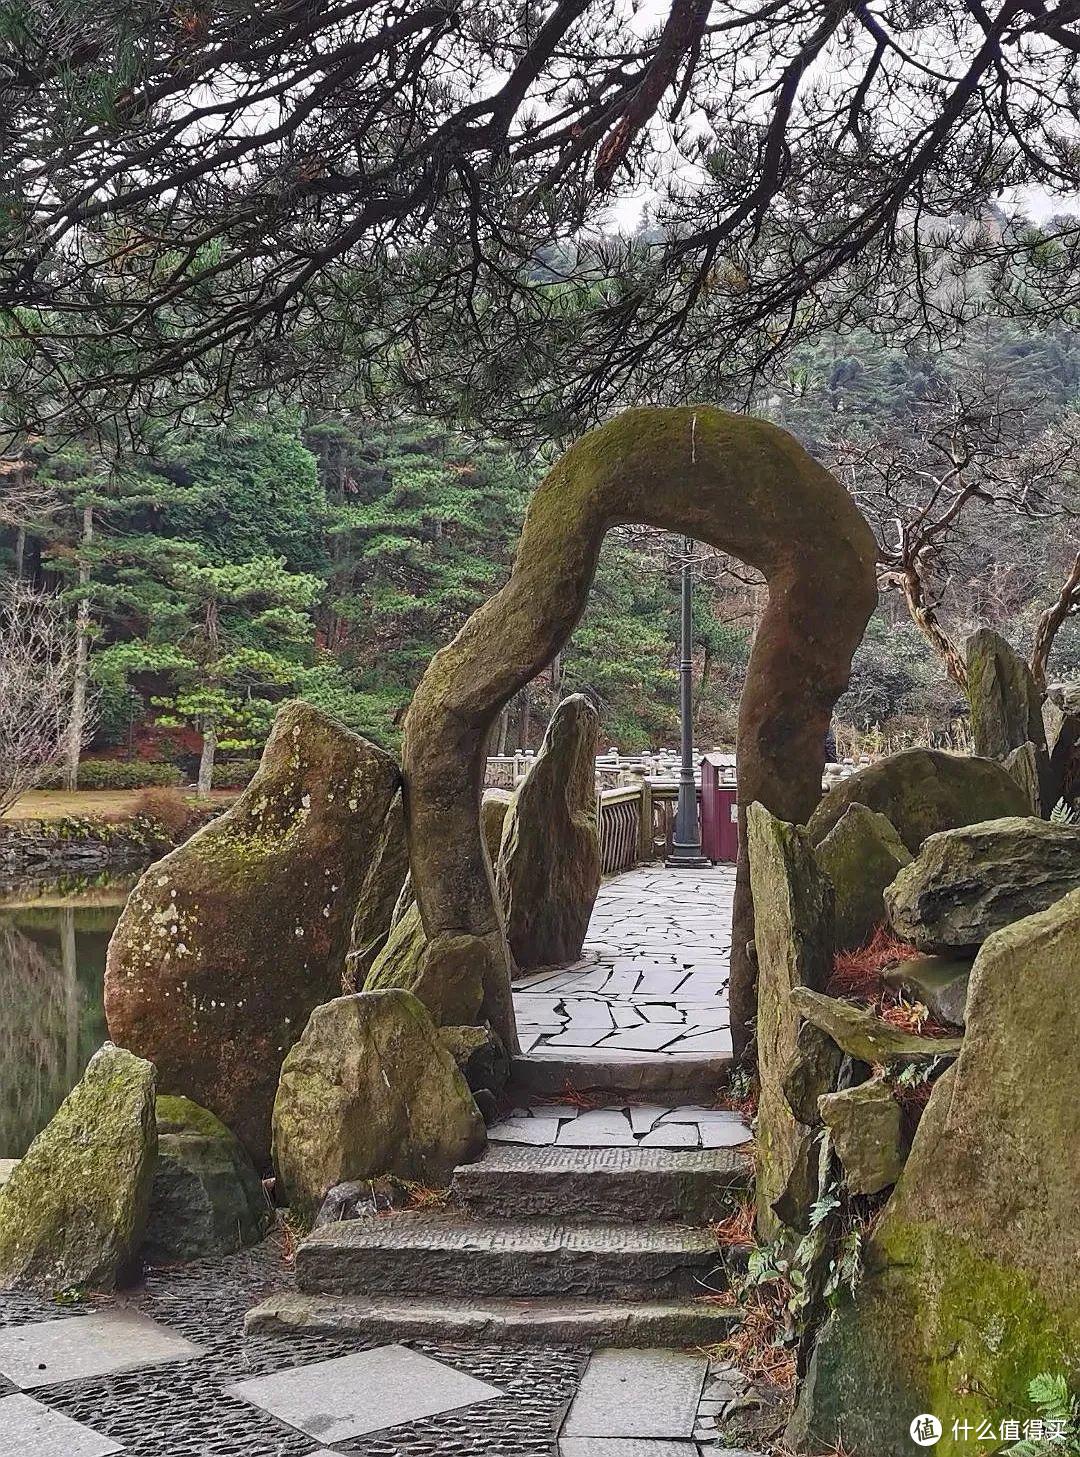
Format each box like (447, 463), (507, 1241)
(438, 1024), (510, 1100)
(808, 748), (1029, 854)
(272, 990), (486, 1218)
(792, 888), (1080, 1456)
(1003, 740), (1042, 814)
(364, 791), (513, 1025)
(343, 791), (409, 991)
(496, 695), (601, 972)
(818, 1078), (907, 1195)
(0, 1043), (156, 1292)
(816, 803), (912, 950)
(402, 406), (879, 1059)
(105, 701), (400, 1166)
(966, 627), (1047, 761)
(790, 987), (963, 1064)
(748, 803), (835, 1241)
(143, 1095), (270, 1263)
(886, 815), (1080, 954)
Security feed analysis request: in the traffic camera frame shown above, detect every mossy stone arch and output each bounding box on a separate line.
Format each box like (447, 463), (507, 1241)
(403, 406), (878, 1056)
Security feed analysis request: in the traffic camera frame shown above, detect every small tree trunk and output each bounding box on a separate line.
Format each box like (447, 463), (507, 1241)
(14, 526), (25, 579)
(1031, 551), (1080, 695)
(197, 725), (217, 799)
(899, 566), (968, 693)
(494, 706), (509, 755)
(63, 505), (94, 791)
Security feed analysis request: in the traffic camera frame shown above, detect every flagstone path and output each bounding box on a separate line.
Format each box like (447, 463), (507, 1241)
(0, 863), (763, 1456)
(513, 865), (736, 1060)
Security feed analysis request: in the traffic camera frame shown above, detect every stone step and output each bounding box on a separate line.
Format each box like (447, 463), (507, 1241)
(452, 1144), (751, 1224)
(245, 1290), (741, 1348)
(511, 1052), (732, 1103)
(296, 1212), (728, 1300)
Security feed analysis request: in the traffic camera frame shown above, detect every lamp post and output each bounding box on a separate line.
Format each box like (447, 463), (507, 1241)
(667, 535), (709, 868)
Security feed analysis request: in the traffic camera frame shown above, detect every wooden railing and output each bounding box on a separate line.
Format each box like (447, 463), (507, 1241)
(596, 781), (680, 875)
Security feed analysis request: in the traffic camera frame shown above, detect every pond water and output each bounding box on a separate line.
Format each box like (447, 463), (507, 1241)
(0, 875), (131, 1158)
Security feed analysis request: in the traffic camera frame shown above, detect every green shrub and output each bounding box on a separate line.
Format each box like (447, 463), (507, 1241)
(211, 758), (260, 789)
(37, 760), (184, 790)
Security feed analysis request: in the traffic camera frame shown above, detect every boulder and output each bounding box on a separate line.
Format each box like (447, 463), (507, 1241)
(790, 987), (963, 1065)
(1003, 741), (1042, 814)
(343, 791), (409, 990)
(0, 1044), (156, 1292)
(882, 956), (971, 1029)
(793, 888), (1080, 1457)
(885, 815), (1080, 954)
(817, 1079), (907, 1196)
(438, 1024), (511, 1100)
(497, 695), (602, 971)
(965, 627), (1046, 761)
(808, 748), (1029, 854)
(105, 701), (400, 1166)
(748, 803), (835, 1240)
(143, 1096), (270, 1263)
(815, 804), (912, 950)
(364, 790), (513, 1024)
(272, 990), (486, 1218)
(781, 1022), (845, 1126)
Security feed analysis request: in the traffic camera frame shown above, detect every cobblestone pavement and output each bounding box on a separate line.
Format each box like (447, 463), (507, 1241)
(0, 1244), (762, 1456)
(512, 866), (735, 1059)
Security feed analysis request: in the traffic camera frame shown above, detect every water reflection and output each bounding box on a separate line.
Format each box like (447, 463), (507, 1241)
(0, 878), (129, 1157)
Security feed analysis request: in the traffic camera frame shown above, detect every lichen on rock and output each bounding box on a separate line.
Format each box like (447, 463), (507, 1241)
(793, 888), (1080, 1456)
(104, 700), (400, 1166)
(272, 989), (486, 1218)
(0, 1042), (156, 1293)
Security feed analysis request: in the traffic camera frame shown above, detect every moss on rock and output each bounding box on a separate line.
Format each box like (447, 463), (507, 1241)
(748, 802), (835, 1241)
(816, 803), (912, 951)
(144, 1095), (269, 1263)
(105, 700), (400, 1166)
(496, 695), (601, 972)
(793, 888), (1080, 1455)
(272, 990), (486, 1218)
(0, 1043), (156, 1293)
(403, 406), (878, 1056)
(809, 748), (1029, 854)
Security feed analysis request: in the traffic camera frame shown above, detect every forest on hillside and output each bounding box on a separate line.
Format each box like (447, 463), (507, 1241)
(2, 310), (1079, 777)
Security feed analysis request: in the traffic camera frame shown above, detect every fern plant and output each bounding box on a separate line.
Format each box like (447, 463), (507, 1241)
(1007, 1372), (1080, 1454)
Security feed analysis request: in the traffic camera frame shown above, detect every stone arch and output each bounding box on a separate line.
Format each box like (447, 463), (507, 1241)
(403, 406), (878, 1056)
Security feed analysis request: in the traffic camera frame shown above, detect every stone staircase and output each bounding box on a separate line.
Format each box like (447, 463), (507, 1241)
(248, 1105), (752, 1348)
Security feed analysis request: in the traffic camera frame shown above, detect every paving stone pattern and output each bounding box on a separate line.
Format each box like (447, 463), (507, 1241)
(488, 1102), (751, 1150)
(513, 867), (735, 1059)
(0, 1243), (760, 1457)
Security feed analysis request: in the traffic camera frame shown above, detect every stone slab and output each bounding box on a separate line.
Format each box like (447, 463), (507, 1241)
(488, 1117), (563, 1145)
(0, 1394), (121, 1457)
(228, 1344), (503, 1443)
(562, 1348), (708, 1439)
(246, 1292), (741, 1348)
(0, 1310), (201, 1390)
(560, 1441), (697, 1456)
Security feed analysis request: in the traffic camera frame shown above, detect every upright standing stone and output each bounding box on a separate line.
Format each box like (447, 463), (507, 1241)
(272, 990), (486, 1217)
(965, 627), (1046, 761)
(793, 888), (1080, 1457)
(343, 791), (409, 990)
(364, 790), (514, 1024)
(748, 803), (835, 1241)
(0, 1044), (156, 1292)
(496, 695), (602, 971)
(105, 701), (400, 1165)
(815, 803), (912, 950)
